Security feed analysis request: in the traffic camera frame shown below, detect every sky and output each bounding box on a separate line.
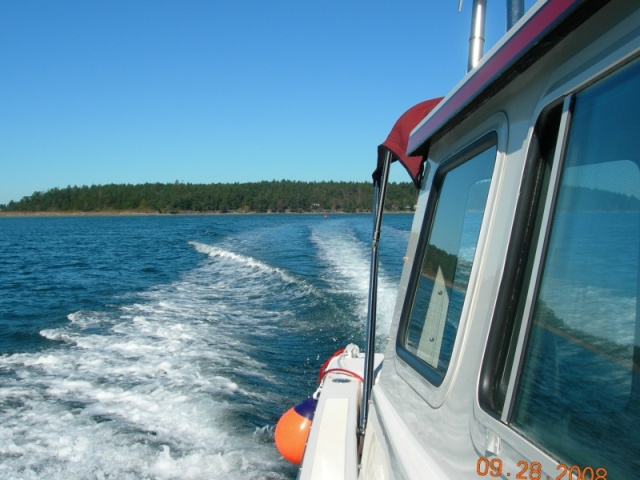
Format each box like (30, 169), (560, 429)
(0, 0), (534, 205)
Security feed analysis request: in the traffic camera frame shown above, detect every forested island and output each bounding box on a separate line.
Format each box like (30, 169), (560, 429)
(0, 181), (418, 214)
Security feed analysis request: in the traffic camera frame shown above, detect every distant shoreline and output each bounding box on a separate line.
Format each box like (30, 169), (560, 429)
(0, 181), (419, 215)
(0, 211), (174, 218)
(0, 210), (403, 218)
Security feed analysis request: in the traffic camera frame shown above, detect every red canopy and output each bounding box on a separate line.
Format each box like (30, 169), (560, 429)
(374, 98), (442, 187)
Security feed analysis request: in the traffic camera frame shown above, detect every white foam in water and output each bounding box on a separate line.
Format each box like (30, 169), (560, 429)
(310, 224), (398, 337)
(0, 245), (308, 480)
(189, 241), (301, 287)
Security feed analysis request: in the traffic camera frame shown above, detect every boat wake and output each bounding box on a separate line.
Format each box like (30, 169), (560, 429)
(188, 241), (303, 288)
(0, 242), (313, 480)
(0, 215), (410, 479)
(310, 221), (400, 341)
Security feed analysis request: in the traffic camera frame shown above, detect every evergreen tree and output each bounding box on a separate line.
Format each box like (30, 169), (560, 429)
(0, 181), (420, 214)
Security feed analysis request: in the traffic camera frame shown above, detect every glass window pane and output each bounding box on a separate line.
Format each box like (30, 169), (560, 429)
(512, 60), (640, 478)
(404, 143), (496, 382)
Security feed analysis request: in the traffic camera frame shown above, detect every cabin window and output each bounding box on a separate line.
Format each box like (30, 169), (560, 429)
(509, 59), (640, 478)
(398, 134), (497, 385)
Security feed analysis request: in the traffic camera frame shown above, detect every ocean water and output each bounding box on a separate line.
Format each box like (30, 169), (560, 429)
(0, 213), (410, 480)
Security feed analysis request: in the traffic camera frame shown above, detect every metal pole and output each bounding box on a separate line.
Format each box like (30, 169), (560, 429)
(468, 0), (487, 71)
(507, 0), (525, 30)
(358, 149), (391, 438)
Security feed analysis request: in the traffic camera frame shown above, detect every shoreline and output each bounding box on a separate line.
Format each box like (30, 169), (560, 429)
(0, 210), (171, 218)
(0, 210), (412, 218)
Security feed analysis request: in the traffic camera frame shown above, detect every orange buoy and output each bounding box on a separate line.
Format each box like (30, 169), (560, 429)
(274, 396), (317, 464)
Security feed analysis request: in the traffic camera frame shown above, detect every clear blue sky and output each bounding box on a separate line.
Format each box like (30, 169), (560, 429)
(1, 0), (534, 205)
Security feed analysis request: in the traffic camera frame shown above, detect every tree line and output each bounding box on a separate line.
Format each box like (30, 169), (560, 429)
(0, 181), (419, 214)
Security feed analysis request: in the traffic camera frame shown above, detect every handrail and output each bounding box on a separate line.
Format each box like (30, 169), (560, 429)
(358, 149), (391, 438)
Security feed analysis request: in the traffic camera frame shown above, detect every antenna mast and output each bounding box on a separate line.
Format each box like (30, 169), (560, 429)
(507, 0), (525, 30)
(468, 0), (487, 71)
(463, 0), (525, 71)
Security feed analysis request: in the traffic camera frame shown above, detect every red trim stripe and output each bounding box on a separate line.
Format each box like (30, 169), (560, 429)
(408, 0), (579, 154)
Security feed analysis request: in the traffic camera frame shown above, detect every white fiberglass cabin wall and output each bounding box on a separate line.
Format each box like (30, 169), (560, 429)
(361, 0), (640, 479)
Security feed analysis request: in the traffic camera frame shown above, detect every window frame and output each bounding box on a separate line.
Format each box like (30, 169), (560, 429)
(396, 131), (499, 387)
(500, 95), (574, 422)
(478, 99), (564, 418)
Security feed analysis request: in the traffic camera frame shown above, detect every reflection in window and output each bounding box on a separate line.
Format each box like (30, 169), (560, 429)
(403, 140), (496, 383)
(512, 60), (640, 478)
